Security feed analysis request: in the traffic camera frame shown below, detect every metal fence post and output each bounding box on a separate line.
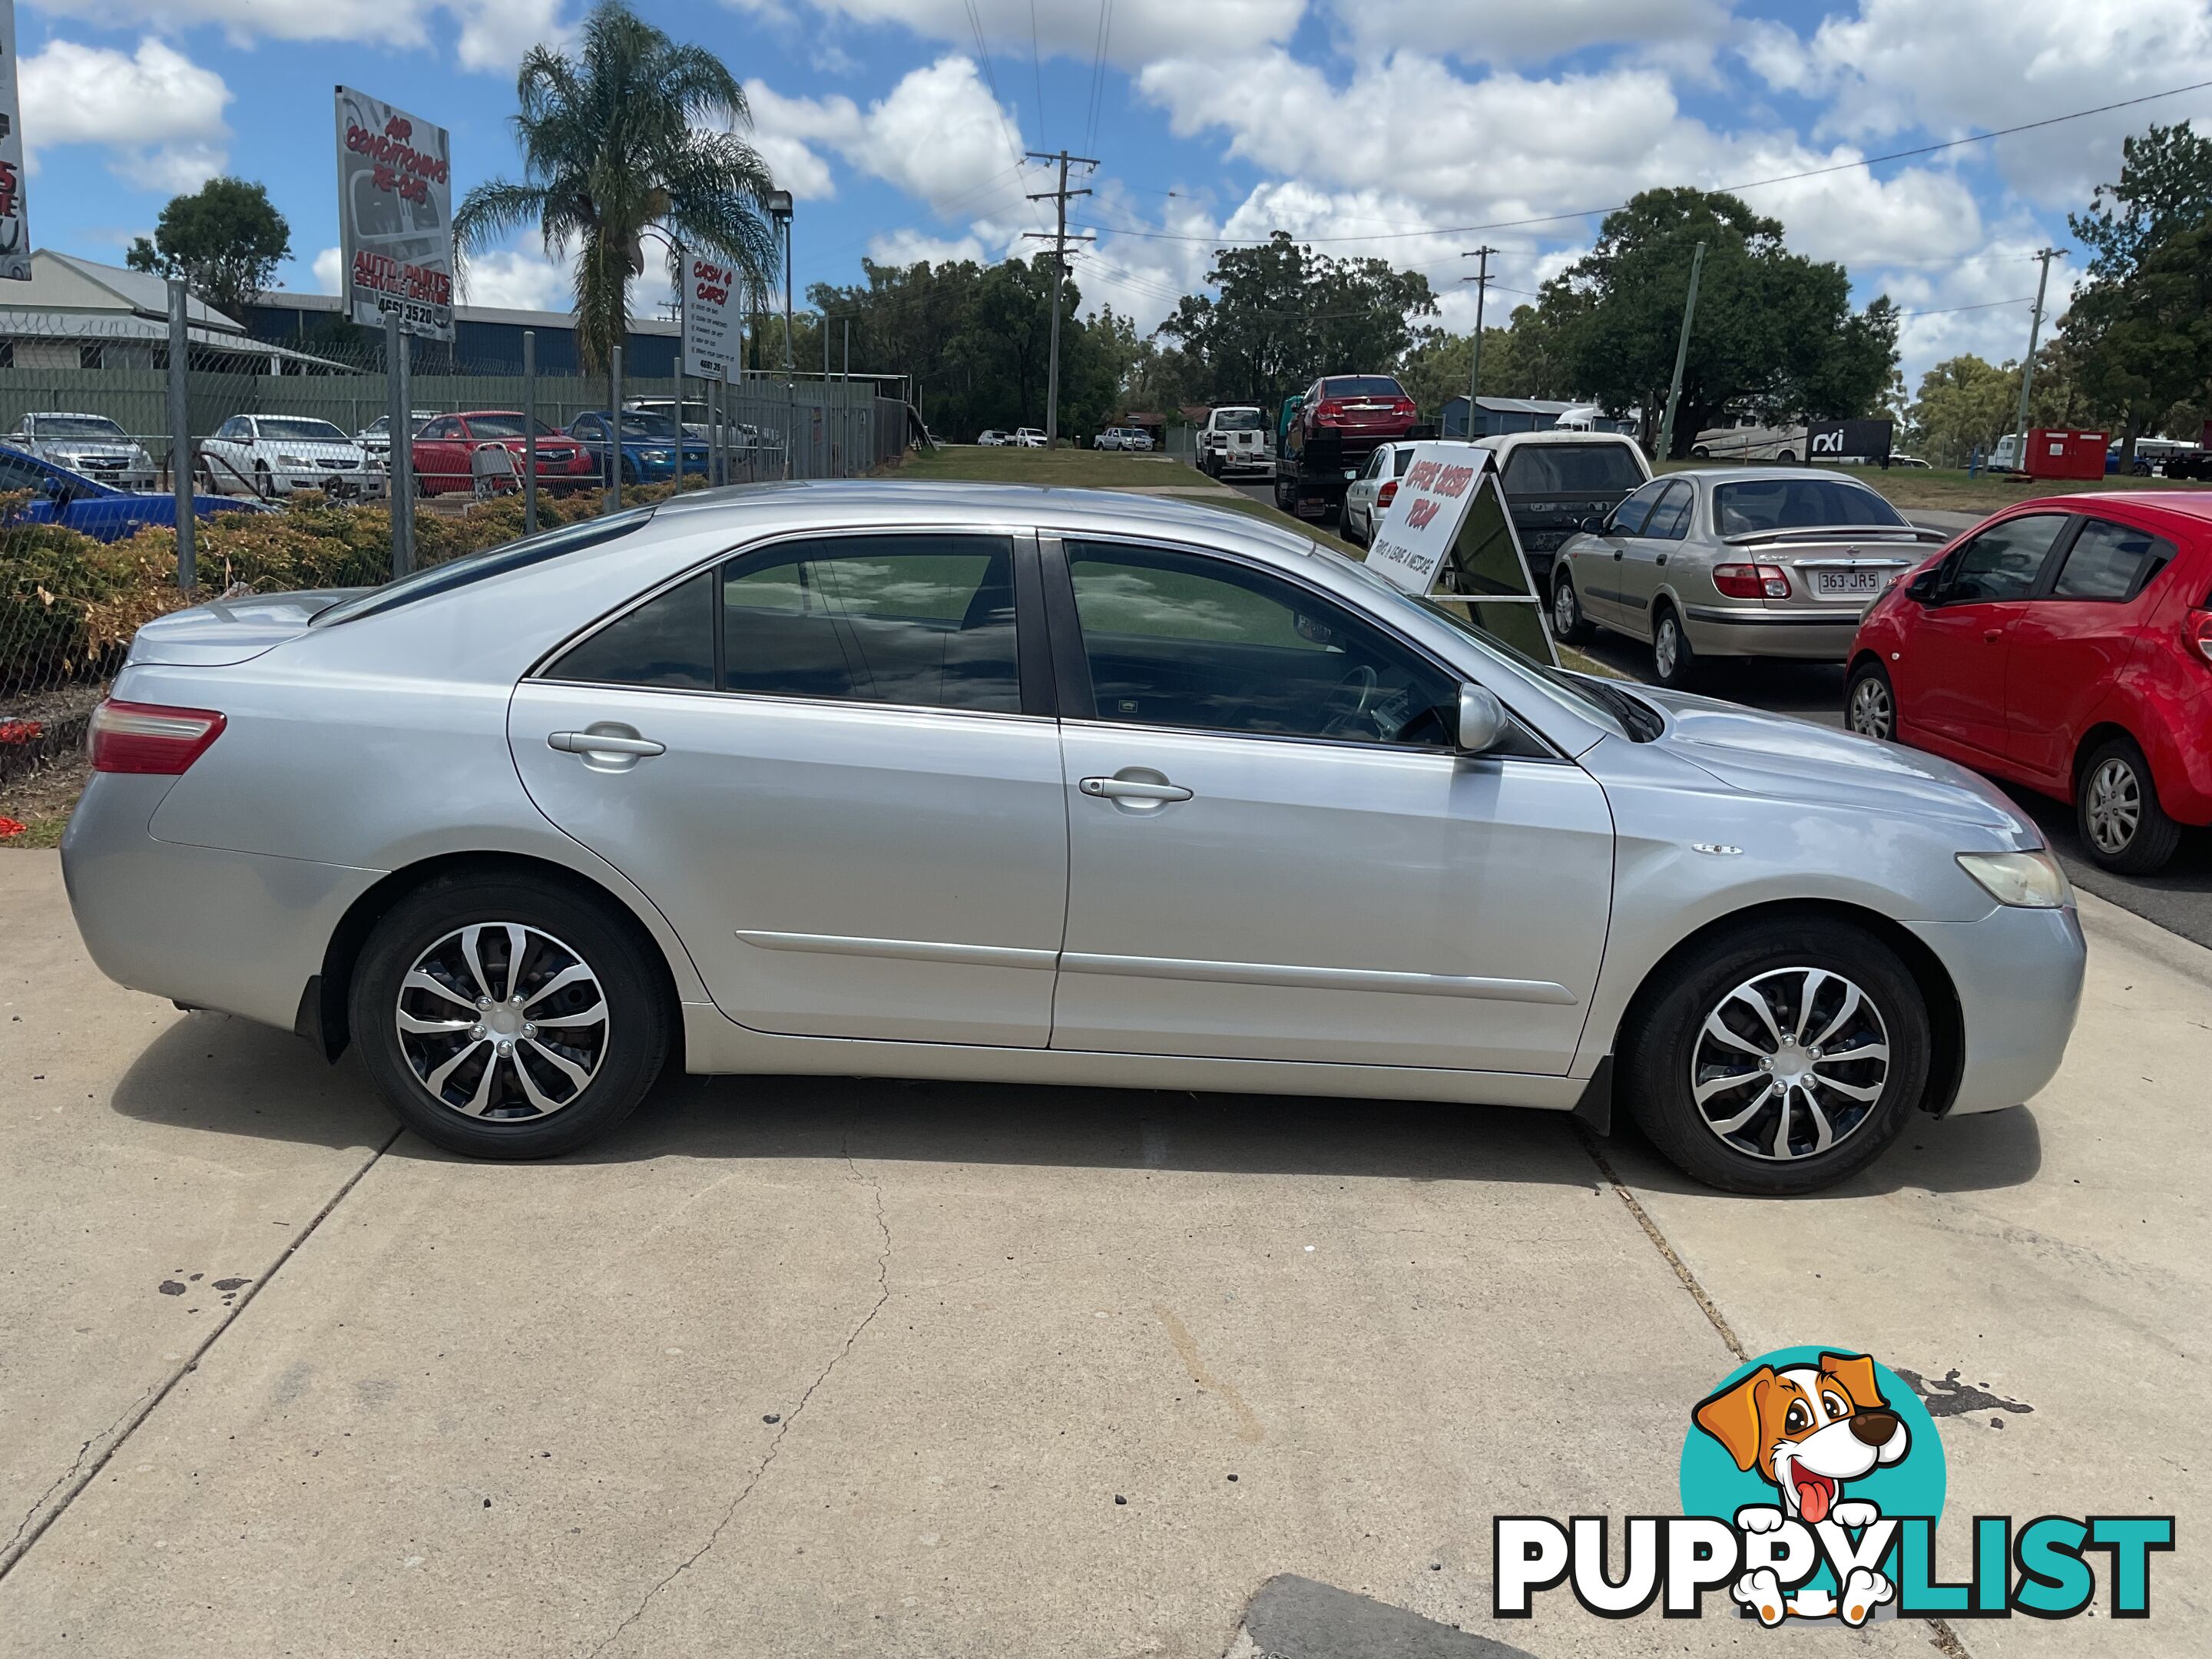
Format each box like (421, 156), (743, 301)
(523, 329), (538, 538)
(386, 310), (415, 578)
(166, 279), (197, 594)
(607, 343), (623, 512)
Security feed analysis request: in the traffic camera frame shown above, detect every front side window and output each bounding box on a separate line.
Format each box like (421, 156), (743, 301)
(1065, 540), (1455, 747)
(721, 534), (1020, 714)
(1609, 478), (1670, 537)
(1939, 513), (2071, 604)
(421, 418), (461, 440)
(2048, 518), (2176, 602)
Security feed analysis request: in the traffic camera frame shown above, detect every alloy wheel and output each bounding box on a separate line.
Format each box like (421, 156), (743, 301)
(1654, 616), (1680, 680)
(395, 922), (610, 1120)
(1689, 967), (1892, 1162)
(1848, 675), (1893, 740)
(1553, 579), (1578, 637)
(2085, 757), (2141, 854)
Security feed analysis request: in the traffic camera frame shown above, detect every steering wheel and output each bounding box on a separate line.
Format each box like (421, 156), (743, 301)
(1336, 664), (1380, 717)
(1322, 664), (1393, 740)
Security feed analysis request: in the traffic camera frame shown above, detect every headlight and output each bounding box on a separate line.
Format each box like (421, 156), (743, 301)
(644, 449), (671, 462)
(277, 454), (310, 467)
(132, 447), (154, 468)
(1956, 849), (2071, 909)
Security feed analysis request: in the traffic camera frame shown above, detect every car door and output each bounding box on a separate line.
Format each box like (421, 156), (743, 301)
(1345, 448), (1385, 532)
(2004, 515), (2177, 784)
(1615, 478), (1691, 633)
(412, 417), (467, 492)
(1896, 512), (2073, 758)
(1578, 478), (1666, 625)
(200, 417), (249, 493)
(1045, 535), (1614, 1074)
(566, 413), (610, 481)
(510, 528), (1068, 1047)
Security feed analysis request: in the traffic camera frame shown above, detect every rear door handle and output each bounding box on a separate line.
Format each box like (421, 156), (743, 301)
(1080, 777), (1194, 802)
(549, 730), (665, 757)
(1982, 629), (2004, 643)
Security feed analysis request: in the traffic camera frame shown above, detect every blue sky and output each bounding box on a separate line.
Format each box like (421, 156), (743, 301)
(16, 1), (2212, 389)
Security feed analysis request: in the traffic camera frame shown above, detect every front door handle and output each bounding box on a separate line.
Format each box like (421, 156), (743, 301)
(1655, 553), (1668, 565)
(550, 730), (664, 757)
(1982, 628), (2003, 644)
(1612, 548), (1624, 560)
(1080, 776), (1193, 803)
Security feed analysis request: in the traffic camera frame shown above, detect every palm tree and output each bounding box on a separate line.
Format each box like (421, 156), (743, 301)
(455, 0), (780, 369)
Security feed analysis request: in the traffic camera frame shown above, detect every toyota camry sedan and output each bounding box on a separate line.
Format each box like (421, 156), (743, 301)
(62, 482), (2085, 1194)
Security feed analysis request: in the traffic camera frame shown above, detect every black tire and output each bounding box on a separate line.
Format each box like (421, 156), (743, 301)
(1690, 445), (1710, 459)
(2076, 734), (2182, 874)
(1621, 916), (1932, 1194)
(1651, 604), (1700, 689)
(350, 872), (671, 1159)
(1550, 570), (1595, 644)
(1844, 658), (1896, 741)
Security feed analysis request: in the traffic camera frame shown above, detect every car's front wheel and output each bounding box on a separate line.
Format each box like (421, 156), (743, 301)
(1621, 916), (1932, 1194)
(1551, 571), (1594, 643)
(2078, 735), (2182, 874)
(351, 872), (671, 1159)
(1845, 660), (1896, 740)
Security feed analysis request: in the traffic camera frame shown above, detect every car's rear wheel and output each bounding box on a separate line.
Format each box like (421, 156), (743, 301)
(1651, 604), (1699, 689)
(1622, 917), (1932, 1194)
(2077, 736), (2182, 874)
(1845, 660), (1896, 740)
(1551, 571), (1594, 643)
(351, 873), (671, 1159)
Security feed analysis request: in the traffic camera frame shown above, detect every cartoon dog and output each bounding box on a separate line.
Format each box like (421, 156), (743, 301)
(1694, 1351), (1910, 1627)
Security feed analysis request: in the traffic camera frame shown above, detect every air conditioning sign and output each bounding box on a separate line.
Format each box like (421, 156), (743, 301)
(335, 86), (454, 340)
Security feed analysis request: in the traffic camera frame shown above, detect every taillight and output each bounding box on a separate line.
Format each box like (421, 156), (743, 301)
(1714, 562), (1790, 601)
(1314, 400), (1343, 425)
(2187, 609), (2212, 666)
(1378, 480), (1398, 508)
(88, 700), (226, 774)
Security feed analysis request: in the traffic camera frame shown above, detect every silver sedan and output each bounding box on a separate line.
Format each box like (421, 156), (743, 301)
(1548, 467), (1947, 689)
(62, 482), (2083, 1194)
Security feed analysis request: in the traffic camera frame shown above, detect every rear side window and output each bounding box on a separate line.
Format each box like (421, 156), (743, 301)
(720, 534), (1020, 714)
(1502, 443), (1646, 495)
(2049, 518), (2177, 601)
(1644, 481), (1694, 540)
(1938, 513), (2070, 604)
(547, 574), (714, 689)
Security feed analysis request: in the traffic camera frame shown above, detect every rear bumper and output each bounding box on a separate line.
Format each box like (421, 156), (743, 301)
(61, 774), (378, 1033)
(1906, 902), (2086, 1116)
(1681, 604), (1866, 661)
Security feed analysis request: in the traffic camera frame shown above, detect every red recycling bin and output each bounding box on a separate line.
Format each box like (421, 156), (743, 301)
(2024, 428), (2108, 481)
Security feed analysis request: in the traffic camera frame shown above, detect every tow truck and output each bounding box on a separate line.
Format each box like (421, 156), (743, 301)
(1270, 376), (1432, 524)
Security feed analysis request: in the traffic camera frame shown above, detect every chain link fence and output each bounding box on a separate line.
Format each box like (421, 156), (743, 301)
(2, 309), (914, 811)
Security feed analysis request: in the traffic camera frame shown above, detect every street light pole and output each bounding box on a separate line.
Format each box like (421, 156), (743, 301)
(766, 190), (795, 479)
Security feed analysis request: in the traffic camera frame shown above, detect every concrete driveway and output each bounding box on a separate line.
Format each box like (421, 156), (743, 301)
(2, 850), (2204, 1657)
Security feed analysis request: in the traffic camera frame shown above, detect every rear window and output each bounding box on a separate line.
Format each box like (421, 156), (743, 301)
(313, 509), (654, 627)
(1714, 479), (1906, 534)
(1214, 409), (1265, 431)
(1325, 377), (1406, 399)
(1500, 443), (1646, 496)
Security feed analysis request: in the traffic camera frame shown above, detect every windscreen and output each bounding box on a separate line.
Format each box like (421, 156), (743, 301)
(1714, 478), (1909, 534)
(37, 416), (131, 439)
(1326, 377), (1405, 399)
(257, 419), (352, 443)
(465, 414), (561, 439)
(620, 414), (680, 438)
(1500, 443), (1645, 495)
(1214, 409), (1265, 431)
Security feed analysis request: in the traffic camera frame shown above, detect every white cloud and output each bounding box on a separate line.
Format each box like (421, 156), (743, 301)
(313, 247), (345, 294)
(866, 228), (988, 267)
(25, 2), (569, 75)
(740, 1), (1305, 69)
(18, 37), (233, 188)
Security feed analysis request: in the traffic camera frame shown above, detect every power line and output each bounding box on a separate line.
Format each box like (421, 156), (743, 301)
(1028, 0), (1046, 148)
(1083, 0), (1115, 155)
(1896, 295), (2039, 318)
(962, 0), (1028, 170)
(1073, 75), (2212, 247)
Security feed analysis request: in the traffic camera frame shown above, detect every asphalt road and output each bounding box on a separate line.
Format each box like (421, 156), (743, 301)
(1224, 477), (2212, 951)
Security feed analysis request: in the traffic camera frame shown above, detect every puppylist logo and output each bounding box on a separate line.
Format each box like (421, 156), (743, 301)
(1495, 1346), (2171, 1627)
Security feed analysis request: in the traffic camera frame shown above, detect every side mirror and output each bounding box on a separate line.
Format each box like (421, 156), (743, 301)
(1456, 684), (1507, 754)
(40, 475), (65, 500)
(1581, 515), (1608, 535)
(1906, 570), (1939, 604)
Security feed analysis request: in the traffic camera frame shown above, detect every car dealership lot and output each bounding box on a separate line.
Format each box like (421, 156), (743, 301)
(2, 849), (2205, 1657)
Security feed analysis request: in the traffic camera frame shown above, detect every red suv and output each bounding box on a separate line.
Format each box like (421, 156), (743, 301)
(1846, 493), (2212, 873)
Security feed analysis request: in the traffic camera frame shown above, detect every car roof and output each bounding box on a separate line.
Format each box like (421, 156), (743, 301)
(1672, 465), (1886, 486)
(2015, 490), (2212, 524)
(1474, 429), (1642, 452)
(28, 411), (118, 421)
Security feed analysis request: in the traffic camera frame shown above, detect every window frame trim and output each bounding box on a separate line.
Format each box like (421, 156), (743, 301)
(1932, 510), (2081, 607)
(1038, 528), (1566, 762)
(2029, 512), (2177, 606)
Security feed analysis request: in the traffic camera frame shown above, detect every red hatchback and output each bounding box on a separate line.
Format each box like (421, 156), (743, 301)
(410, 411), (594, 495)
(1846, 493), (2212, 873)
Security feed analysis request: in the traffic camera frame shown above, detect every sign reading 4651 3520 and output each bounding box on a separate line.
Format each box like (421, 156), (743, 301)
(0, 1), (33, 283)
(335, 86), (454, 340)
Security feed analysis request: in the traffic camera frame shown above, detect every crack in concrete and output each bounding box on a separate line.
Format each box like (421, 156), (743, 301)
(585, 1134), (893, 1659)
(0, 1123), (402, 1584)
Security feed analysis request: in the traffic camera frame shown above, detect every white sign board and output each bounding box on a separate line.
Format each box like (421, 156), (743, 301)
(0, 2), (30, 282)
(335, 86), (454, 339)
(1364, 444), (1493, 595)
(680, 251), (740, 376)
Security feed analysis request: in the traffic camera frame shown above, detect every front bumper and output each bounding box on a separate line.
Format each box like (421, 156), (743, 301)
(1906, 902), (2087, 1115)
(1681, 604), (1866, 661)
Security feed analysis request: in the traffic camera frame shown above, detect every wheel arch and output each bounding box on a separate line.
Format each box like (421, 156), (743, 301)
(305, 849), (688, 1070)
(2070, 719), (2144, 803)
(1608, 897), (1965, 1122)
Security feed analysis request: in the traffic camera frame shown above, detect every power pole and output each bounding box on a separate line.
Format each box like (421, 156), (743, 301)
(1654, 240), (1707, 462)
(2010, 247), (2064, 470)
(1024, 148), (1098, 448)
(1459, 245), (1497, 439)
